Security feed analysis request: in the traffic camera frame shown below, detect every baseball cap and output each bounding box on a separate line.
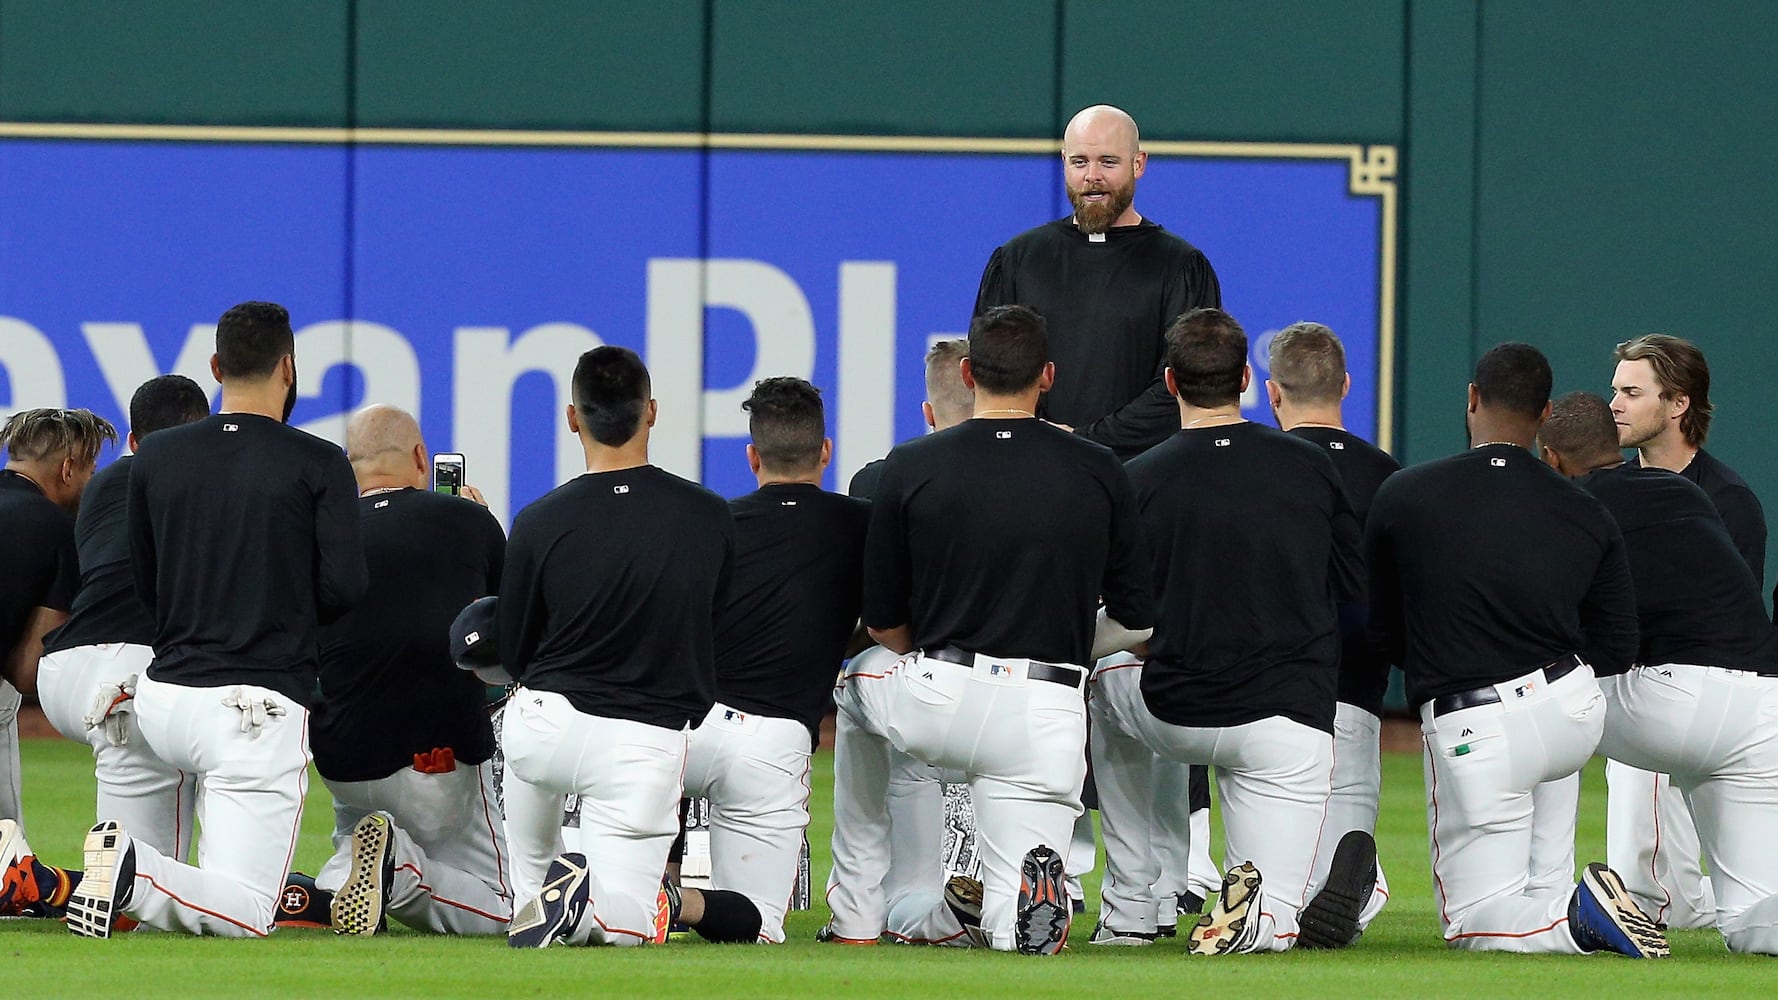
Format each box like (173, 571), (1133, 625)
(449, 596), (510, 684)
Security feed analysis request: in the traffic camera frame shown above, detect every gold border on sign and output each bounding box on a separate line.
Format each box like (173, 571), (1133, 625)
(0, 124), (1400, 452)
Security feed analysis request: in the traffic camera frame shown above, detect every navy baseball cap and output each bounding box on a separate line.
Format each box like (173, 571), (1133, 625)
(450, 596), (501, 670)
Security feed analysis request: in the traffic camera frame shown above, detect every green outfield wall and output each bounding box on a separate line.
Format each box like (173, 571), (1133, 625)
(3, 0), (1774, 577)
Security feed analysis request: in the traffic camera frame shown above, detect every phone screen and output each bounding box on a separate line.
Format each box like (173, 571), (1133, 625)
(433, 454), (465, 496)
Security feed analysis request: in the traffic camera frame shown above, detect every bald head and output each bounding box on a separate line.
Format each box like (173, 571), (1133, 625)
(346, 404), (427, 490)
(1061, 105), (1145, 234)
(1063, 105), (1140, 157)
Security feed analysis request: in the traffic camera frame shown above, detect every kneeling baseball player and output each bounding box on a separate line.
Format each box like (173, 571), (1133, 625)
(499, 347), (735, 949)
(675, 377), (870, 944)
(836, 305), (1154, 954)
(1089, 309), (1365, 954)
(307, 405), (512, 936)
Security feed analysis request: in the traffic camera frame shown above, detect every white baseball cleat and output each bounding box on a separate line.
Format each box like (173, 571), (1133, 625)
(332, 812), (395, 936)
(66, 821), (136, 939)
(1188, 861), (1263, 956)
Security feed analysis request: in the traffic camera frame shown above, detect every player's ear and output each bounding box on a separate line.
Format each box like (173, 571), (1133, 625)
(745, 442), (762, 475)
(1537, 399), (1553, 428)
(126, 431), (140, 453)
(565, 403), (581, 436)
(1132, 149), (1147, 179)
(1341, 372), (1352, 401)
(1037, 361), (1056, 392)
(413, 442), (428, 477)
(922, 401), (936, 431)
(1264, 379), (1281, 411)
(1668, 392), (1690, 421)
(1164, 367), (1180, 397)
(818, 437), (833, 471)
(645, 398), (659, 428)
(959, 358), (978, 391)
(1466, 383), (1480, 414)
(210, 354), (223, 383)
(1240, 364), (1252, 393)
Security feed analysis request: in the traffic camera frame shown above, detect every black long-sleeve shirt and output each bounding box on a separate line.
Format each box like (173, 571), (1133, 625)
(862, 419), (1153, 666)
(1288, 426), (1402, 716)
(313, 488), (506, 782)
(1631, 449), (1765, 585)
(43, 458), (152, 654)
(714, 483), (869, 741)
(498, 465), (734, 730)
(1579, 465), (1778, 675)
(1366, 444), (1637, 707)
(1129, 424), (1363, 733)
(0, 470), (77, 657)
(974, 219), (1221, 459)
(127, 413), (367, 706)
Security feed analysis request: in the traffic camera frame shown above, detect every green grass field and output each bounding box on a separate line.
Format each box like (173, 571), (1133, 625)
(4, 738), (1766, 997)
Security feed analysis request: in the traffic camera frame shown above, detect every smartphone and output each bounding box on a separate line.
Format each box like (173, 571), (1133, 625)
(433, 453), (466, 496)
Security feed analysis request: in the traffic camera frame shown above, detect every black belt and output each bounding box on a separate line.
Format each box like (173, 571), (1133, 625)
(1430, 654), (1583, 718)
(923, 646), (1085, 689)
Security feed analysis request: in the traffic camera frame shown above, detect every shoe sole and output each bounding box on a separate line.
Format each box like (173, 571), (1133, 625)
(1014, 847), (1069, 956)
(1188, 862), (1262, 956)
(67, 823), (126, 940)
(331, 814), (392, 936)
(1297, 830), (1378, 949)
(1580, 864), (1670, 959)
(944, 875), (988, 948)
(508, 856), (588, 949)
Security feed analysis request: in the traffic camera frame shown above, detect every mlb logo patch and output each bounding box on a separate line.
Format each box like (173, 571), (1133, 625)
(1514, 681), (1536, 698)
(724, 709), (746, 723)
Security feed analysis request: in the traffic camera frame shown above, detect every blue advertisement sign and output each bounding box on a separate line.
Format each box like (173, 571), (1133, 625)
(0, 137), (1391, 522)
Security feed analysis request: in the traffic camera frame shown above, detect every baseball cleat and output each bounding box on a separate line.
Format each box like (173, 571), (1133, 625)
(66, 821), (135, 939)
(1297, 830), (1378, 949)
(1188, 861), (1263, 956)
(1088, 921), (1157, 946)
(0, 819), (43, 916)
(332, 812), (395, 936)
(943, 874), (988, 948)
(507, 853), (589, 948)
(650, 882), (673, 944)
(1178, 889), (1207, 915)
(1014, 845), (1070, 955)
(1569, 863), (1669, 958)
(275, 872), (334, 929)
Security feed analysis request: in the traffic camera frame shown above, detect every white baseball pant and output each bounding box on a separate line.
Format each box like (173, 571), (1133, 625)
(501, 689), (684, 947)
(1605, 761), (1716, 929)
(828, 645), (948, 943)
(1419, 661), (1603, 953)
(317, 761), (512, 934)
(37, 643), (196, 859)
(0, 679), (20, 823)
(682, 701), (814, 944)
(1151, 749), (1222, 926)
(1089, 658), (1331, 950)
(125, 675), (309, 937)
(836, 649), (1087, 952)
(1306, 701), (1391, 930)
(1598, 664), (1778, 954)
